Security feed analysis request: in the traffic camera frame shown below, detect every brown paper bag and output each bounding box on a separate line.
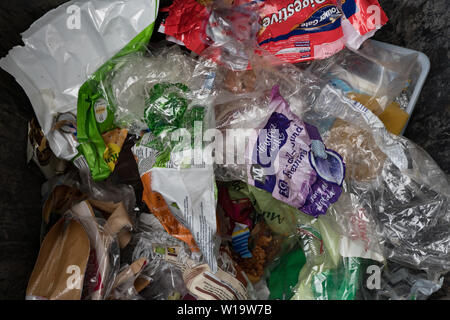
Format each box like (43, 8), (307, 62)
(29, 196), (134, 300)
(26, 218), (90, 300)
(69, 199), (134, 299)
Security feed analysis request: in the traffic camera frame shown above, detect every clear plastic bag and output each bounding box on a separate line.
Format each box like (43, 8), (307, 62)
(139, 261), (189, 300)
(107, 258), (149, 300)
(358, 261), (444, 300)
(97, 44), (223, 273)
(36, 170), (140, 300)
(108, 46), (214, 136)
(129, 213), (253, 300)
(66, 200), (128, 300)
(130, 213), (199, 280)
(26, 201), (123, 300)
(41, 168), (138, 230)
(198, 6), (449, 300)
(298, 84), (450, 295)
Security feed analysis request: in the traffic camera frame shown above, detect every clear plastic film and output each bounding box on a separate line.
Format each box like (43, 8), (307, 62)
(130, 214), (199, 281)
(107, 258), (149, 300)
(41, 168), (138, 234)
(299, 84), (450, 293)
(197, 7), (345, 218)
(358, 261), (444, 300)
(102, 46), (206, 135)
(129, 214), (253, 300)
(26, 203), (122, 301)
(198, 5), (448, 300)
(139, 261), (189, 300)
(100, 44), (223, 273)
(219, 178), (444, 301)
(74, 198), (137, 300)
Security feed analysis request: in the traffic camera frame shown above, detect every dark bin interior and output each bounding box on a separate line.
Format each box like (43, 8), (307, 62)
(0, 0), (448, 300)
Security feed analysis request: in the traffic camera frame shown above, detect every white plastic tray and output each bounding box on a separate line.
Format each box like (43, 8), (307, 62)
(369, 40), (431, 134)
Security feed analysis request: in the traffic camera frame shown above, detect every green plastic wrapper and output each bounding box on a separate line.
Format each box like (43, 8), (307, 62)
(77, 7), (159, 181)
(312, 257), (363, 300)
(268, 247), (307, 300)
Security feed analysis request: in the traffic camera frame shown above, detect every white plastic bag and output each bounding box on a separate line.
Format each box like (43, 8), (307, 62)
(0, 0), (159, 160)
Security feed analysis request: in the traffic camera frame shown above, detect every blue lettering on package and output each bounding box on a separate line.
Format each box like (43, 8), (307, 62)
(253, 112), (291, 194)
(256, 112), (290, 168)
(259, 5), (343, 46)
(278, 180), (290, 198)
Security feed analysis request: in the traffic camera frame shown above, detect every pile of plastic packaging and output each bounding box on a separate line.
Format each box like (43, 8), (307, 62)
(1, 0), (449, 300)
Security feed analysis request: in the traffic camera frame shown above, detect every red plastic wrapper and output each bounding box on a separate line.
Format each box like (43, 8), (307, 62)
(160, 0), (387, 63)
(340, 0), (389, 50)
(341, 0), (388, 35)
(159, 0), (210, 54)
(237, 0), (345, 63)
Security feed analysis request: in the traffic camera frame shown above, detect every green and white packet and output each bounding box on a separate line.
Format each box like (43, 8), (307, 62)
(77, 0), (160, 181)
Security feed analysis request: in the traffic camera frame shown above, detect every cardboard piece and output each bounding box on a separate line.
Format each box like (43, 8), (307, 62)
(88, 199), (134, 249)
